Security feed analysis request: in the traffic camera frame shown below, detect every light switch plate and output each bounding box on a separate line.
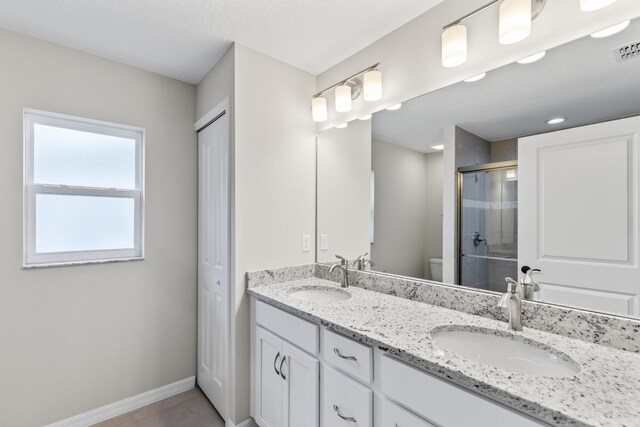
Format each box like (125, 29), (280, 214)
(320, 234), (329, 251)
(302, 235), (311, 252)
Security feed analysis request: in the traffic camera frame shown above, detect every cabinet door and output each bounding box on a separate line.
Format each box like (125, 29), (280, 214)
(256, 327), (283, 427)
(282, 341), (319, 427)
(323, 366), (373, 427)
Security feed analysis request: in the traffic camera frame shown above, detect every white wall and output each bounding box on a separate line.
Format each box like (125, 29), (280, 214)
(317, 121), (371, 263)
(316, 0), (640, 130)
(0, 29), (197, 427)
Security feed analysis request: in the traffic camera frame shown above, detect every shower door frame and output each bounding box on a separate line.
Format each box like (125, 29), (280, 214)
(456, 160), (518, 287)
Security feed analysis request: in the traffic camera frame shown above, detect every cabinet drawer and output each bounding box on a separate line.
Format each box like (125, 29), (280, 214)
(380, 355), (545, 427)
(322, 329), (372, 384)
(255, 300), (319, 355)
(323, 366), (372, 427)
(381, 398), (435, 427)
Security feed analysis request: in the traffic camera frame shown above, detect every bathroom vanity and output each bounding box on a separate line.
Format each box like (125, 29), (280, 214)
(247, 266), (640, 427)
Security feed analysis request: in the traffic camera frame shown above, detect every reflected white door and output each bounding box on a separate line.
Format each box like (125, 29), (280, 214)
(519, 115), (640, 316)
(197, 109), (229, 418)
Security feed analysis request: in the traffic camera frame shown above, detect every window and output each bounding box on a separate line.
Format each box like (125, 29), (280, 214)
(24, 109), (144, 267)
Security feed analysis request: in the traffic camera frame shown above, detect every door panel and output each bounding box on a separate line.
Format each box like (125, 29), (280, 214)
(282, 342), (319, 427)
(256, 327), (283, 427)
(519, 116), (640, 316)
(197, 111), (230, 418)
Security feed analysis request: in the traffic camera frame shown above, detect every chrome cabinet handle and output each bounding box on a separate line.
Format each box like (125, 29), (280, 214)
(334, 348), (357, 361)
(279, 356), (287, 380)
(273, 352), (281, 376)
(333, 405), (356, 423)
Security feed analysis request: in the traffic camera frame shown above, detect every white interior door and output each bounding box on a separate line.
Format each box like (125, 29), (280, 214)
(197, 108), (230, 418)
(519, 115), (640, 316)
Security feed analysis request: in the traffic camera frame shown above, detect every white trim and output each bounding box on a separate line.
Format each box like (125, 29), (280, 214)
(195, 97), (230, 132)
(45, 377), (195, 427)
(226, 418), (257, 427)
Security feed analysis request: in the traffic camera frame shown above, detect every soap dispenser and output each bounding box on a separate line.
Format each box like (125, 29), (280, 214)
(518, 266), (541, 301)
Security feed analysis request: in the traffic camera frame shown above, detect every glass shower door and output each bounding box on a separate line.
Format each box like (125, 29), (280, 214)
(459, 162), (518, 292)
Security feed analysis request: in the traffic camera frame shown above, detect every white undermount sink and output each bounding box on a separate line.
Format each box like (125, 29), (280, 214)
(288, 286), (351, 304)
(430, 326), (580, 378)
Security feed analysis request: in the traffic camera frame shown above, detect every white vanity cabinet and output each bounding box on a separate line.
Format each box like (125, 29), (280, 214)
(254, 302), (320, 427)
(251, 299), (549, 427)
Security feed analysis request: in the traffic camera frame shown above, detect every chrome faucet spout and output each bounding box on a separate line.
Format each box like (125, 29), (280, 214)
(329, 255), (350, 288)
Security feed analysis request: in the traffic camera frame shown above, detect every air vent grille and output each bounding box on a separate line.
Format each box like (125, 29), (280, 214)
(613, 41), (640, 63)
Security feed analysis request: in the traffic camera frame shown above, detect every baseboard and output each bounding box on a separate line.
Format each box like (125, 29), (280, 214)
(226, 418), (257, 427)
(45, 376), (196, 427)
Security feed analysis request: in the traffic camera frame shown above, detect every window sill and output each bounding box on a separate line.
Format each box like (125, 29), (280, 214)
(23, 256), (144, 269)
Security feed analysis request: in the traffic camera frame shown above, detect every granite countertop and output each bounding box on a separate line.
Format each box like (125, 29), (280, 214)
(247, 278), (640, 427)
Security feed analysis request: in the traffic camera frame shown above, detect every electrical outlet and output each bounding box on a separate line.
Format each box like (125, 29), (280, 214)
(320, 234), (329, 251)
(302, 235), (311, 252)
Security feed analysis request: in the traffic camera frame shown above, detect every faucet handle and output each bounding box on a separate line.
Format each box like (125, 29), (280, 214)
(504, 277), (518, 293)
(335, 255), (348, 267)
(356, 252), (369, 262)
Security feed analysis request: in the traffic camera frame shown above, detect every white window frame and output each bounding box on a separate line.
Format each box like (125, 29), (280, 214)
(23, 109), (145, 268)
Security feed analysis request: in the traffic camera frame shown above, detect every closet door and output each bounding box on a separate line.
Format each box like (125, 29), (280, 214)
(197, 105), (230, 418)
(519, 115), (640, 315)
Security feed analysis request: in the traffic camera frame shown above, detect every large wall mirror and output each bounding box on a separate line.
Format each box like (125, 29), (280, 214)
(317, 18), (640, 318)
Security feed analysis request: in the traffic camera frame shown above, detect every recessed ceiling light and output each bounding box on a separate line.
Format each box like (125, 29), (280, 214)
(358, 114), (372, 121)
(546, 117), (566, 125)
(590, 20), (630, 38)
(517, 51), (546, 64)
(431, 144), (445, 150)
(580, 0), (618, 12)
(335, 123), (348, 129)
(386, 103), (402, 111)
(464, 73), (487, 83)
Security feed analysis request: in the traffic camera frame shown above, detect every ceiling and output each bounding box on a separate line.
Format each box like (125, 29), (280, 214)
(0, 0), (444, 84)
(373, 18), (640, 153)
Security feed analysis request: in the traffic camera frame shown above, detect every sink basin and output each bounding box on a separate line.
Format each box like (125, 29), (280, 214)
(288, 286), (351, 304)
(430, 326), (580, 378)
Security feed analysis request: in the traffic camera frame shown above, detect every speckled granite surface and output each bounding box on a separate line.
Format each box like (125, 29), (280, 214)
(315, 264), (640, 353)
(247, 278), (640, 427)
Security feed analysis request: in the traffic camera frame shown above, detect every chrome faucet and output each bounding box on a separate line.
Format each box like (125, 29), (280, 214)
(355, 252), (374, 271)
(499, 277), (523, 331)
(329, 255), (349, 288)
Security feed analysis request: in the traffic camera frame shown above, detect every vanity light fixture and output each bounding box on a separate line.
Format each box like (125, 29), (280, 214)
(590, 20), (630, 38)
(335, 123), (348, 129)
(499, 0), (532, 45)
(442, 24), (468, 68)
(546, 117), (566, 125)
(431, 144), (445, 150)
(517, 51), (546, 64)
(311, 62), (381, 122)
(441, 0), (547, 67)
(580, 0), (618, 12)
(386, 103), (402, 111)
(312, 96), (328, 122)
(358, 114), (372, 121)
(464, 73), (487, 82)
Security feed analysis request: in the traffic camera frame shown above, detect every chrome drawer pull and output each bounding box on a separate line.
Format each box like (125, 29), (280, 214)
(334, 348), (357, 361)
(333, 405), (356, 423)
(273, 352), (281, 376)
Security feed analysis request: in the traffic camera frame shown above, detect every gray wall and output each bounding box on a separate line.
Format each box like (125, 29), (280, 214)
(371, 139), (442, 279)
(0, 29), (197, 427)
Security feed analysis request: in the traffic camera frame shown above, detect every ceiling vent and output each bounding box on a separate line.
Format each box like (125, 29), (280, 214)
(613, 41), (640, 63)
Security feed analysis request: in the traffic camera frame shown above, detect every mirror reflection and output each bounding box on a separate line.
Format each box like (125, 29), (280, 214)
(317, 18), (640, 318)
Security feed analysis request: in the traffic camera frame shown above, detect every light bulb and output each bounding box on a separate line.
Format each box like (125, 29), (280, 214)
(442, 25), (467, 68)
(363, 70), (382, 101)
(335, 84), (352, 112)
(590, 20), (630, 38)
(517, 51), (546, 64)
(335, 123), (348, 129)
(386, 103), (402, 111)
(580, 0), (618, 11)
(464, 73), (486, 83)
(311, 96), (327, 122)
(358, 114), (372, 121)
(499, 0), (532, 45)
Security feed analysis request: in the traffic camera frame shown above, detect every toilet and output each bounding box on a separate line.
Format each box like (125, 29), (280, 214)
(430, 258), (443, 282)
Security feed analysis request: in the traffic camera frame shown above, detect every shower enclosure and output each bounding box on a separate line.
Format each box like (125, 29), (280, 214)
(458, 161), (518, 292)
